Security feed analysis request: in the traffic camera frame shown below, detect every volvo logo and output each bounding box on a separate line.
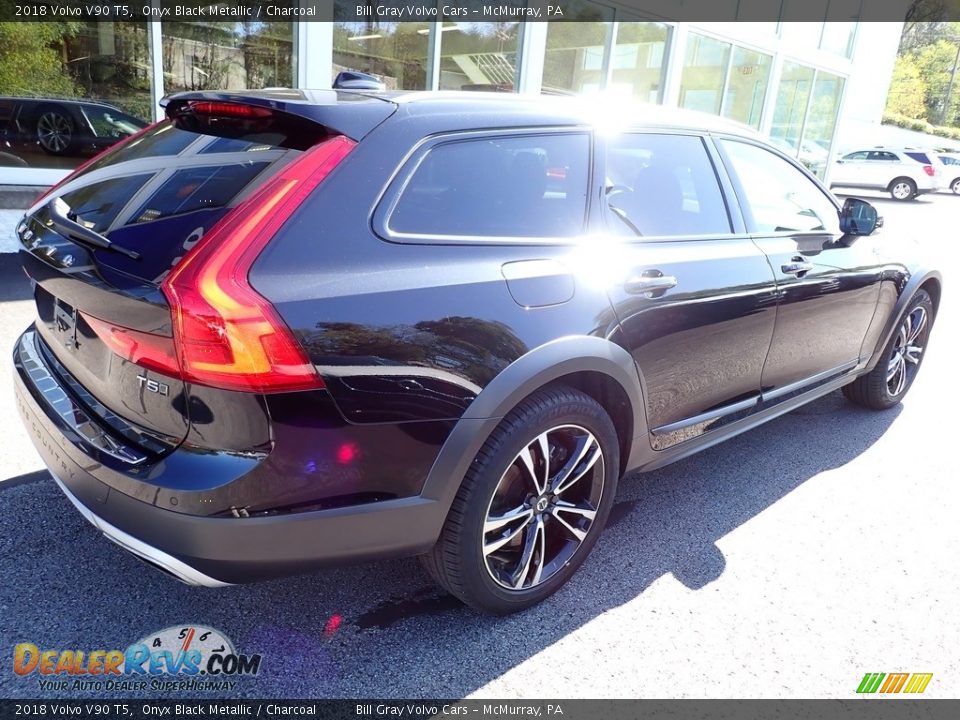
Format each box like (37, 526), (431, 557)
(535, 497), (550, 513)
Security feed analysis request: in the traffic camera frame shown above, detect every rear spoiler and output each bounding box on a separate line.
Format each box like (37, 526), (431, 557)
(161, 89), (396, 142)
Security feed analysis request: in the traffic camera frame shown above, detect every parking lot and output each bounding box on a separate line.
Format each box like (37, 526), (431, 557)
(1, 192), (957, 700)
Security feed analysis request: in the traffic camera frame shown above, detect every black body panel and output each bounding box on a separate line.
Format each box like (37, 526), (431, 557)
(12, 92), (941, 586)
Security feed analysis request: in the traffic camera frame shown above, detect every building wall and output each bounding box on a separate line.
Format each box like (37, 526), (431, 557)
(1, 18), (901, 188)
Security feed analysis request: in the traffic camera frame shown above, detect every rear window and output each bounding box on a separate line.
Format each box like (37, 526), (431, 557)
(386, 133), (590, 239)
(40, 113), (328, 284)
(904, 151), (932, 164)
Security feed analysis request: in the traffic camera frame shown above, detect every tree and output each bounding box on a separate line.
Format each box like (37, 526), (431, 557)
(915, 38), (960, 124)
(0, 22), (79, 97)
(885, 53), (929, 118)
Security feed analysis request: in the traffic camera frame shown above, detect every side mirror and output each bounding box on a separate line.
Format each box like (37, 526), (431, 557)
(839, 197), (879, 236)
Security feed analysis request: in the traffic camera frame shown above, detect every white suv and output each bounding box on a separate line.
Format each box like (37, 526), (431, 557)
(938, 153), (960, 194)
(830, 147), (945, 201)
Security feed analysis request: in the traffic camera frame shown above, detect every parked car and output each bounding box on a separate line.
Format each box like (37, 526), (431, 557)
(12, 91), (941, 613)
(332, 71), (386, 91)
(0, 96), (147, 157)
(770, 136), (830, 175)
(938, 153), (960, 194)
(829, 147), (945, 200)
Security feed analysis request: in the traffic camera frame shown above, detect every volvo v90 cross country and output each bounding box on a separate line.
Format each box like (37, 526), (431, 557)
(13, 90), (940, 613)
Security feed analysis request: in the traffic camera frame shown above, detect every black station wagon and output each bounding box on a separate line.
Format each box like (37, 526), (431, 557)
(13, 90), (940, 613)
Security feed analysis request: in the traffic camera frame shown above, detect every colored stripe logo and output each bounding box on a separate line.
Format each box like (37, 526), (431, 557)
(857, 672), (933, 694)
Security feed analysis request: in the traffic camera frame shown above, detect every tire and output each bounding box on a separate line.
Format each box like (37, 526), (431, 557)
(888, 177), (917, 201)
(35, 106), (75, 156)
(421, 385), (620, 614)
(951, 177), (960, 195)
(843, 289), (934, 410)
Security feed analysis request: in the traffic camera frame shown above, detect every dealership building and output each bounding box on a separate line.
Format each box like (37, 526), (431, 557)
(1, 11), (904, 187)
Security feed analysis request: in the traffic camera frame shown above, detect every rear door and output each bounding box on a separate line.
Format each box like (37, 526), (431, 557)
(863, 150), (901, 188)
(17, 106), (340, 450)
(716, 137), (881, 396)
(600, 131), (778, 450)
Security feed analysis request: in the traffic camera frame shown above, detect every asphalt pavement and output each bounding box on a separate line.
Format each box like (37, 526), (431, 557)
(1, 193), (957, 699)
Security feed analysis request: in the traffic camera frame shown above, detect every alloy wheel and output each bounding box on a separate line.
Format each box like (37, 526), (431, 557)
(37, 112), (72, 153)
(887, 305), (928, 397)
(482, 424), (604, 591)
(891, 181), (913, 200)
(952, 179), (960, 195)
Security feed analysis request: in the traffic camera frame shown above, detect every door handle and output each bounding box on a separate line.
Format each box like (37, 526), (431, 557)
(781, 261), (814, 276)
(625, 271), (678, 296)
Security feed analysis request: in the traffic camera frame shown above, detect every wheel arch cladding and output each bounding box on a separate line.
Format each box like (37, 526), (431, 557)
(867, 270), (942, 372)
(420, 336), (646, 517)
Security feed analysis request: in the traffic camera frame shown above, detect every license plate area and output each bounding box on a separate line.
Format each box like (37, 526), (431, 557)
(53, 298), (79, 349)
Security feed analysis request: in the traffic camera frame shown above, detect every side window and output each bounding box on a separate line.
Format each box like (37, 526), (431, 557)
(387, 133), (590, 239)
(720, 139), (840, 234)
(904, 151), (931, 164)
(604, 133), (731, 237)
(843, 151), (869, 161)
(868, 151), (898, 162)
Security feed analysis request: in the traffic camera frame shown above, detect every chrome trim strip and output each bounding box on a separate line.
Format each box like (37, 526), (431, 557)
(51, 473), (232, 588)
(17, 331), (151, 464)
(651, 395), (760, 436)
(317, 364), (483, 395)
(761, 360), (859, 402)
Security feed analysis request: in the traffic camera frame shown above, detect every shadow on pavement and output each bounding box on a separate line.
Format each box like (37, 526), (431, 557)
(0, 253), (30, 303)
(0, 391), (901, 699)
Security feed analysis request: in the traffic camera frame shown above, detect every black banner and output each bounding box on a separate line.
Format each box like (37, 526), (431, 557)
(2, 701), (960, 720)
(0, 0), (959, 23)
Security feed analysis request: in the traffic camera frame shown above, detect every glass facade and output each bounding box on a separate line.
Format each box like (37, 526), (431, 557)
(332, 22), (430, 90)
(680, 34), (771, 129)
(542, 2), (613, 95)
(722, 47), (771, 128)
(680, 34), (731, 114)
(162, 22), (295, 94)
(437, 22), (521, 92)
(801, 70), (845, 177)
(1, 20), (861, 184)
(609, 22), (670, 102)
(771, 61), (815, 155)
(0, 22), (154, 170)
(770, 62), (844, 177)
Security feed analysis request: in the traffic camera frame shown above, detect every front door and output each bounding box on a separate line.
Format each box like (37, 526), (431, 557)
(716, 138), (882, 397)
(600, 131), (778, 450)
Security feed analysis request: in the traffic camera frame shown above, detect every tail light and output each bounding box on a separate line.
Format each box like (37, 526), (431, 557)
(82, 314), (179, 376)
(32, 121), (163, 209)
(923, 165), (935, 177)
(159, 134), (355, 393)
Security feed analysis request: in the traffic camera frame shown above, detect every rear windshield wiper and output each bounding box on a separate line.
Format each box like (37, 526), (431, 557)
(47, 197), (141, 261)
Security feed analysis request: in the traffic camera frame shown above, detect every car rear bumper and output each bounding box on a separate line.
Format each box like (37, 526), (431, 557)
(14, 329), (445, 585)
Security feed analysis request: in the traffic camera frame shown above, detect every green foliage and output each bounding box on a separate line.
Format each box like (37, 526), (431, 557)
(883, 111), (960, 142)
(889, 23), (960, 130)
(915, 39), (960, 124)
(0, 22), (80, 97)
(886, 54), (928, 118)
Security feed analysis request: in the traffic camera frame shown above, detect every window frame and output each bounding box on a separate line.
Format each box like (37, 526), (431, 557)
(595, 128), (747, 243)
(373, 127), (596, 246)
(713, 134), (843, 238)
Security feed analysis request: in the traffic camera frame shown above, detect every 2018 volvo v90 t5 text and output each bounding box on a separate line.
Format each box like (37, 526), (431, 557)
(13, 90), (941, 613)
